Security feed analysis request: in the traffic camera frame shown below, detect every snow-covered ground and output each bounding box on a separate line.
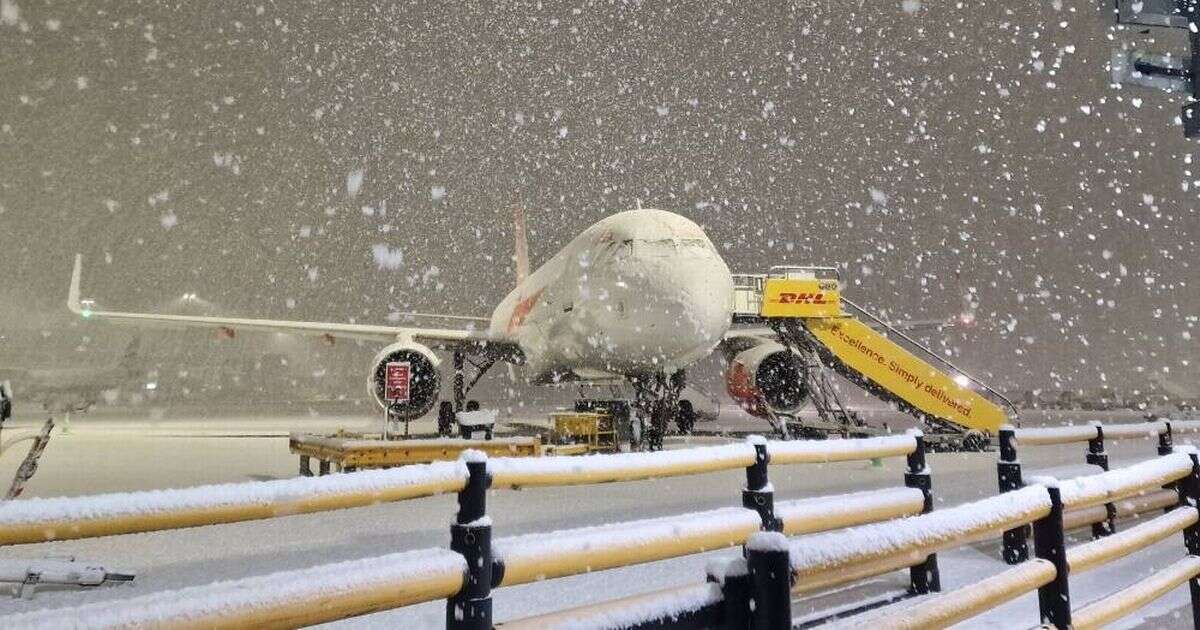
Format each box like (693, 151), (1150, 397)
(0, 407), (1193, 627)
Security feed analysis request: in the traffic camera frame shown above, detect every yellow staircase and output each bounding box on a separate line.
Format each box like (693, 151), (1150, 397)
(733, 266), (1012, 438)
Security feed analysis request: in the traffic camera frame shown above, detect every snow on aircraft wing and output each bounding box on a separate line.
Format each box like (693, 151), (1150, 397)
(67, 255), (520, 355)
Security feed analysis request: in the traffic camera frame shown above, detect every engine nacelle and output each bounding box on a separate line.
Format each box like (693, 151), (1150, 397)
(725, 342), (808, 417)
(369, 342), (441, 419)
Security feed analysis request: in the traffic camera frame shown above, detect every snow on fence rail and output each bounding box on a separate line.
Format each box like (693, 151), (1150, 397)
(787, 485), (1052, 575)
(492, 487), (925, 588)
(496, 582), (723, 630)
(776, 487), (925, 536)
(1060, 488), (1179, 531)
(764, 433), (916, 464)
(835, 559), (1057, 629)
(1070, 555), (1200, 629)
(997, 419), (1195, 564)
(5, 442), (1199, 629)
(494, 506), (761, 587)
(1066, 506), (1199, 573)
(1011, 418), (1181, 446)
(0, 461), (470, 545)
(504, 452), (1200, 630)
(0, 547), (466, 629)
(795, 452), (1200, 630)
(487, 442), (757, 488)
(1056, 451), (1193, 510)
(0, 436), (932, 629)
(0, 433), (914, 545)
(486, 434), (915, 488)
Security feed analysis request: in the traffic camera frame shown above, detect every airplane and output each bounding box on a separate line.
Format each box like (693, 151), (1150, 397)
(0, 337), (143, 414)
(1146, 372), (1200, 410)
(66, 208), (955, 449)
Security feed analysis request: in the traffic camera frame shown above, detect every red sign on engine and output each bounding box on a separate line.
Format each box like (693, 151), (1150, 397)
(384, 362), (411, 403)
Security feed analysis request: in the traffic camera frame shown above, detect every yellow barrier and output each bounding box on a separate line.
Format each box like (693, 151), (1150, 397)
(1173, 420), (1200, 433)
(791, 515), (1037, 597)
(496, 583), (721, 629)
(778, 488), (925, 537)
(0, 436), (919, 547)
(1061, 489), (1178, 532)
(0, 465), (467, 546)
(766, 435), (916, 465)
(495, 487), (923, 589)
(1058, 453), (1193, 511)
(0, 548), (466, 629)
(488, 444), (757, 488)
(1012, 425), (1099, 446)
(790, 487), (1051, 577)
(1068, 508), (1198, 573)
(495, 507), (760, 587)
(794, 549), (927, 595)
(1101, 422), (1168, 440)
(290, 434), (544, 468)
(844, 559), (1057, 629)
(1072, 555), (1200, 629)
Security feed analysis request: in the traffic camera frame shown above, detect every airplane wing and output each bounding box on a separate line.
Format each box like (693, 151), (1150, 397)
(68, 255), (521, 358)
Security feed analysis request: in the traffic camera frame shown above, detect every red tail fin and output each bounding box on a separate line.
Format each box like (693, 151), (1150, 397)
(512, 204), (530, 286)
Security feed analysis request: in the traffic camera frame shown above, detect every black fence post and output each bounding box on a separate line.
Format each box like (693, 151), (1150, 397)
(744, 437), (780, 532)
(1033, 484), (1071, 629)
(447, 454), (492, 630)
(709, 558), (750, 630)
(1158, 419), (1175, 456)
(1086, 425), (1116, 538)
(1178, 452), (1200, 630)
(905, 433), (941, 593)
(746, 532), (792, 630)
(997, 427), (1029, 564)
(1158, 419), (1178, 514)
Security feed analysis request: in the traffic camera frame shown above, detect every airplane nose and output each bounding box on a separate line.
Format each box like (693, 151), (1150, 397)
(623, 250), (733, 355)
(667, 264), (731, 338)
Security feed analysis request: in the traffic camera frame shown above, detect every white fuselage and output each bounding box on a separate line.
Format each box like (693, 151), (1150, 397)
(488, 210), (734, 383)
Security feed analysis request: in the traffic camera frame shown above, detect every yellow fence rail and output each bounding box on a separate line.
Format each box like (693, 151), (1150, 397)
(843, 559), (1057, 629)
(0, 434), (915, 546)
(3, 433), (1197, 629)
(0, 548), (466, 629)
(795, 450), (1200, 629)
(1072, 555), (1200, 629)
(1067, 507), (1198, 573)
(0, 461), (469, 546)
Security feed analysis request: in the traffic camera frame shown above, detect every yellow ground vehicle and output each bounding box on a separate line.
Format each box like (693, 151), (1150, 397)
(549, 411), (619, 453)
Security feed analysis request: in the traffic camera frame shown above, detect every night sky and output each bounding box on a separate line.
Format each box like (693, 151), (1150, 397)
(1, 0), (1196, 392)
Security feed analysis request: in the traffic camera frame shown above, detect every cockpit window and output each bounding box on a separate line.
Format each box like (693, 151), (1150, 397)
(632, 238), (709, 256)
(609, 238), (709, 258)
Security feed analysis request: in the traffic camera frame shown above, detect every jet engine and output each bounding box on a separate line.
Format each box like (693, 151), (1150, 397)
(725, 342), (808, 417)
(369, 342), (441, 419)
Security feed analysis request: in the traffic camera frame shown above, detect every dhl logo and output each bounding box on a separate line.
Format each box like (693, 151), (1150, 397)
(771, 292), (828, 305)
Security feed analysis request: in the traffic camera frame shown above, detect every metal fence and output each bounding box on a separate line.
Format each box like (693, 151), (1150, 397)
(998, 418), (1200, 563)
(500, 453), (1200, 629)
(1, 430), (1198, 628)
(0, 434), (922, 628)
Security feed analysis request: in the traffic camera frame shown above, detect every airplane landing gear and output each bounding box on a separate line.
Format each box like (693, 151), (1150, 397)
(437, 402), (455, 437)
(631, 370), (686, 451)
(676, 399), (696, 434)
(439, 351), (495, 439)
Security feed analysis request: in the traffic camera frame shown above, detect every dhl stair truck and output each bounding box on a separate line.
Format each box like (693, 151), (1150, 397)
(729, 266), (1017, 450)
